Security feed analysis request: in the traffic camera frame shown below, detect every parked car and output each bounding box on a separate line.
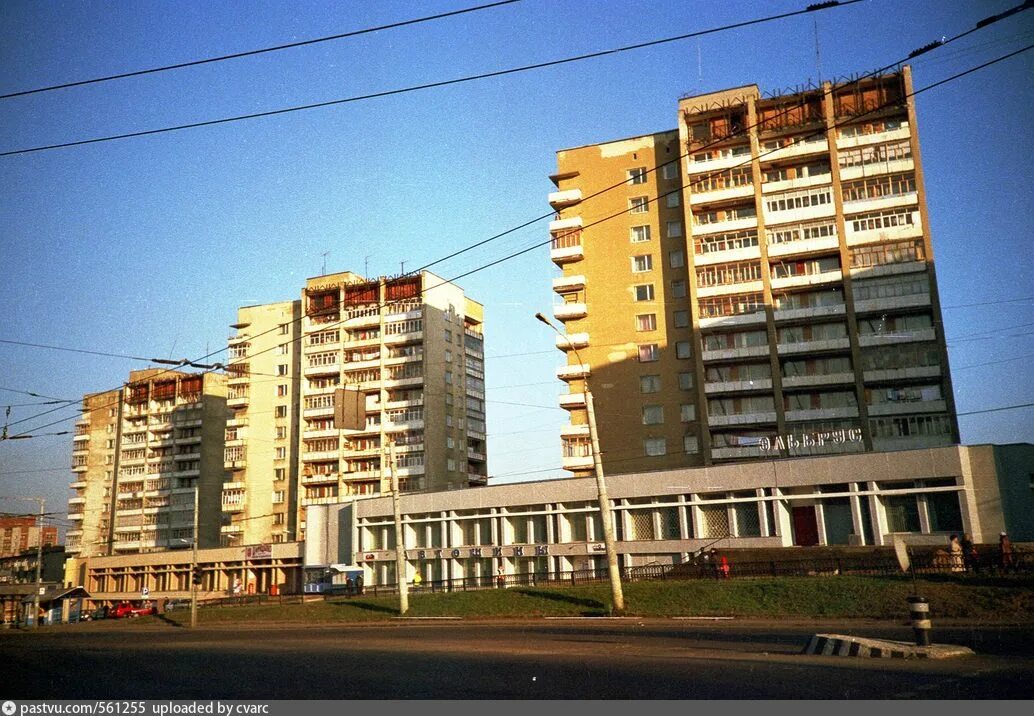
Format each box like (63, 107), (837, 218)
(110, 601), (156, 618)
(163, 598), (191, 612)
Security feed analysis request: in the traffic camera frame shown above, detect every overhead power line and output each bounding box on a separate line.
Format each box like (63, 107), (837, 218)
(0, 1), (861, 157)
(957, 401), (1034, 417)
(0, 1), (524, 100)
(4, 16), (1028, 440)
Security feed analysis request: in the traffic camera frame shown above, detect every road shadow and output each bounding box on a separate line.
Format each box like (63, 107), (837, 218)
(511, 588), (606, 613)
(335, 600), (397, 615)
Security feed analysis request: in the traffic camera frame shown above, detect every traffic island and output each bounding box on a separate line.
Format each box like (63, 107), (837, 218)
(803, 633), (975, 659)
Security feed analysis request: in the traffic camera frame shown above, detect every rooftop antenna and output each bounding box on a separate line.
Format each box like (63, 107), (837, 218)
(400, 260), (406, 276)
(364, 255), (370, 278)
(321, 251), (330, 276)
(813, 16), (823, 84)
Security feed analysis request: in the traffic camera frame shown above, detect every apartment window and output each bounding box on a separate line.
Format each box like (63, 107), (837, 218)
(662, 162), (678, 180)
(666, 192), (681, 208)
(274, 405), (288, 418)
(275, 426), (287, 440)
(634, 284), (655, 302)
(279, 324), (289, 335)
(676, 341), (692, 359)
(667, 221), (683, 238)
(632, 255), (653, 273)
(680, 404), (696, 422)
(636, 314), (657, 332)
(671, 280), (687, 298)
(445, 371), (453, 385)
(448, 459), (457, 472)
(445, 349), (452, 363)
(274, 468), (286, 481)
(106, 439), (115, 449)
(276, 344), (289, 355)
(446, 415), (454, 427)
(276, 364), (288, 376)
(640, 375), (661, 394)
(629, 197), (649, 214)
(444, 330), (452, 343)
(445, 393), (453, 406)
(447, 437), (455, 449)
(669, 250), (685, 268)
(628, 167), (648, 185)
(674, 310), (690, 328)
(684, 434), (700, 454)
(644, 438), (667, 456)
(638, 344), (659, 362)
(274, 447), (286, 460)
(276, 384), (288, 397)
(630, 225), (651, 243)
(642, 405), (664, 425)
(678, 372), (694, 390)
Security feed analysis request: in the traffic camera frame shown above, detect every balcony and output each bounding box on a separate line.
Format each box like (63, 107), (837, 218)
(784, 407), (859, 421)
(858, 327), (935, 347)
(303, 472), (340, 485)
(867, 399), (946, 416)
(776, 337), (851, 356)
(761, 172), (831, 195)
(839, 157), (914, 182)
(221, 500), (245, 513)
(561, 454), (594, 471)
(384, 418), (424, 432)
(554, 302), (587, 321)
(468, 473), (489, 486)
(302, 450), (341, 462)
(558, 392), (587, 410)
(304, 363), (340, 378)
(764, 202), (835, 228)
(762, 136), (828, 162)
(872, 433), (954, 453)
(221, 524), (244, 535)
(693, 244), (761, 267)
(692, 216), (758, 236)
(690, 184), (754, 206)
(773, 303), (846, 322)
(467, 448), (486, 462)
(767, 235), (840, 258)
(550, 236), (584, 265)
(549, 216), (583, 233)
(863, 365), (941, 383)
(227, 395), (249, 409)
(698, 311), (766, 330)
(846, 214), (923, 246)
(560, 424), (591, 439)
(696, 280), (764, 299)
(711, 446), (764, 460)
(770, 269), (843, 291)
(707, 411), (777, 427)
(303, 405), (335, 419)
(701, 345), (769, 362)
(73, 433), (89, 443)
(781, 372), (856, 389)
(303, 428), (339, 440)
(686, 151), (751, 176)
(556, 363), (591, 381)
(842, 191), (918, 216)
(556, 333), (589, 350)
(548, 189), (583, 209)
(854, 292), (930, 314)
(552, 274), (585, 293)
(836, 124), (911, 150)
(704, 379), (773, 395)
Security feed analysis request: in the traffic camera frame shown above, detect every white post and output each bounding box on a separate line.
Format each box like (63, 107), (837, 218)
(32, 498), (45, 628)
(190, 485), (199, 629)
(389, 441), (409, 615)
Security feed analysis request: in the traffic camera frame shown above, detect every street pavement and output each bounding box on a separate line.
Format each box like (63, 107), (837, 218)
(1, 618), (1032, 699)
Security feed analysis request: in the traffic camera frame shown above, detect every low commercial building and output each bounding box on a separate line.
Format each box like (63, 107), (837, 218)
(71, 444), (1032, 600)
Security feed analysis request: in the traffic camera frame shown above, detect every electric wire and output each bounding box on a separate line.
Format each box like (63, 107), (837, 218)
(0, 1), (862, 157)
(0, 1), (524, 100)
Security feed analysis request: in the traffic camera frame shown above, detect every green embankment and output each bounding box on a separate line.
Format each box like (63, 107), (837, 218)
(162, 575), (1034, 624)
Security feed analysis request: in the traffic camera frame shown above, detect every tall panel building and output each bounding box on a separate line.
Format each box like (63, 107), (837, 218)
(226, 271), (487, 543)
(549, 67), (959, 476)
(65, 369), (228, 572)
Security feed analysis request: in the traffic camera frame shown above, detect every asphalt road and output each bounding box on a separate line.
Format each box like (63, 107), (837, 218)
(2, 619), (1033, 699)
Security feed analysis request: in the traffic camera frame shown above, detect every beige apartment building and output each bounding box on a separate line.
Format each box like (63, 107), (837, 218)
(225, 271), (487, 543)
(65, 369), (228, 584)
(223, 300), (303, 546)
(549, 66), (958, 476)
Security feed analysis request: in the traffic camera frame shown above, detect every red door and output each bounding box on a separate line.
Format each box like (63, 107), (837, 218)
(792, 506), (819, 546)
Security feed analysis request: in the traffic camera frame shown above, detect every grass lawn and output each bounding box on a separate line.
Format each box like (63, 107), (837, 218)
(159, 574), (1034, 625)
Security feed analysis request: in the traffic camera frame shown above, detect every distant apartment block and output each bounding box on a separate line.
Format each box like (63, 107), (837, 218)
(548, 66), (958, 475)
(224, 271), (486, 544)
(65, 369), (228, 577)
(0, 517), (57, 558)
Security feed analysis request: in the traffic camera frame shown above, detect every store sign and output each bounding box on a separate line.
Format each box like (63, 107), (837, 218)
(363, 545), (551, 561)
(244, 543), (272, 560)
(759, 428), (862, 451)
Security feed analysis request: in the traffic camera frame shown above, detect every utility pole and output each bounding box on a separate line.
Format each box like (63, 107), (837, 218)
(388, 441), (408, 615)
(32, 497), (45, 628)
(190, 484), (199, 629)
(535, 313), (624, 614)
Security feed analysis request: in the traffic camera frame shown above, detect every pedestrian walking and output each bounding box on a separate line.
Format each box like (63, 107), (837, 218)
(949, 534), (965, 572)
(960, 533), (979, 573)
(999, 532), (1016, 574)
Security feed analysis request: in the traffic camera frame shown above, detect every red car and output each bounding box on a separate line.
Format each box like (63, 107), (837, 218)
(110, 601), (156, 618)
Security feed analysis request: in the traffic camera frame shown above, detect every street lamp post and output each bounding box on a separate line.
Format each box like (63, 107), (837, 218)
(32, 497), (45, 628)
(535, 312), (624, 614)
(190, 485), (199, 629)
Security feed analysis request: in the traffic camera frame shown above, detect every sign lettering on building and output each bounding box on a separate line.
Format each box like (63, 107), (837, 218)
(759, 428), (862, 452)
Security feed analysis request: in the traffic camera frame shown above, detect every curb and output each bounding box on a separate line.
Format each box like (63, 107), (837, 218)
(803, 633), (975, 659)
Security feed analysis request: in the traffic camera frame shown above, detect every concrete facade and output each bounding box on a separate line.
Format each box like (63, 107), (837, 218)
(549, 67), (958, 476)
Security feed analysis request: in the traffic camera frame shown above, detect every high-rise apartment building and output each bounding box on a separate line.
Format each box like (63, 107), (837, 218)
(0, 516), (57, 558)
(549, 67), (959, 475)
(65, 369), (228, 573)
(225, 271), (487, 543)
(223, 301), (303, 546)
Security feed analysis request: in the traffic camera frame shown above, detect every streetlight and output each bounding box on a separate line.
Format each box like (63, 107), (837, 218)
(535, 312), (625, 614)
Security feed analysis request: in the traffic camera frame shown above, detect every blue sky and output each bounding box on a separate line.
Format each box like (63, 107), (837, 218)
(1, 0), (1032, 520)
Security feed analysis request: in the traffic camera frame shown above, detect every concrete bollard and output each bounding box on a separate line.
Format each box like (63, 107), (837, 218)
(907, 596), (931, 646)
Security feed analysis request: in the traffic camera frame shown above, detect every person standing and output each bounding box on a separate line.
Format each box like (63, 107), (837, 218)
(960, 533), (979, 573)
(999, 532), (1016, 574)
(949, 534), (965, 572)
